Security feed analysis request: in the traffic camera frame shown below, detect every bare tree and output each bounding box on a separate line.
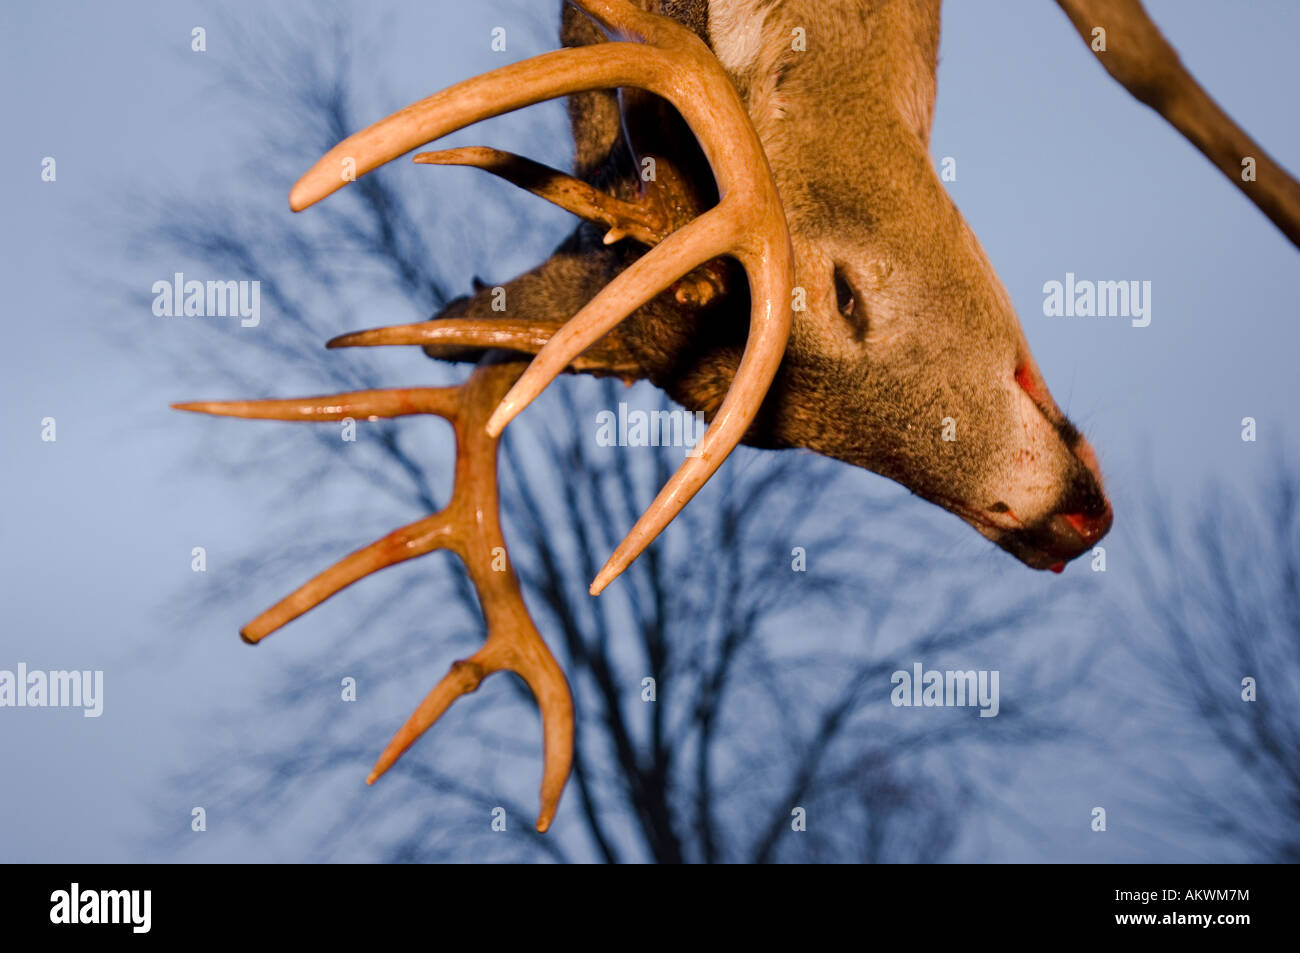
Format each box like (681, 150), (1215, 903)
(1123, 458), (1300, 862)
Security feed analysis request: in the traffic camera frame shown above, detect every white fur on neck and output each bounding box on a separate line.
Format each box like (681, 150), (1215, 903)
(706, 0), (768, 74)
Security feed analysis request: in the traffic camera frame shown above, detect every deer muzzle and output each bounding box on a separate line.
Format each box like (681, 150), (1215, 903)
(992, 425), (1113, 572)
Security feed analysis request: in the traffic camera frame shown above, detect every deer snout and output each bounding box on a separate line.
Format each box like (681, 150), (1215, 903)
(996, 430), (1113, 571)
(1011, 499), (1114, 572)
(980, 349), (1113, 569)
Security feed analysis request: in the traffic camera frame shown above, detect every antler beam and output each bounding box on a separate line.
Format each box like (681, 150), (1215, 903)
(175, 363), (574, 832)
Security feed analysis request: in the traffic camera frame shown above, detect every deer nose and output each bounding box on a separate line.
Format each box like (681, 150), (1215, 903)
(1037, 428), (1113, 567)
(1060, 507), (1112, 546)
(1039, 502), (1113, 572)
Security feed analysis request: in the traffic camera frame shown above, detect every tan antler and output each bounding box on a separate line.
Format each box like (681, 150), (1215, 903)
(174, 362), (574, 832)
(290, 0), (794, 595)
(414, 147), (668, 247)
(172, 0), (791, 831)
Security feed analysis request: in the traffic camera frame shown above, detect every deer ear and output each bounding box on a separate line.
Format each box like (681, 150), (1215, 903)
(418, 234), (651, 378)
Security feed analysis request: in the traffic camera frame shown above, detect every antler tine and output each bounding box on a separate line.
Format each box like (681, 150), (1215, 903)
(590, 237), (790, 595)
(290, 0), (794, 594)
(173, 366), (574, 830)
(413, 147), (665, 246)
(326, 319), (559, 355)
(173, 387), (465, 642)
(171, 386), (460, 422)
(288, 0), (709, 213)
(325, 318), (645, 378)
(291, 42), (660, 213)
(324, 319), (570, 361)
(242, 511), (459, 644)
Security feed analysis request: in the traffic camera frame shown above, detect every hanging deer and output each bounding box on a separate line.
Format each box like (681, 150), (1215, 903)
(174, 0), (1300, 831)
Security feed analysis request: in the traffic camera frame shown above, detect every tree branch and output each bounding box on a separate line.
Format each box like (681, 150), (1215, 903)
(1057, 0), (1300, 249)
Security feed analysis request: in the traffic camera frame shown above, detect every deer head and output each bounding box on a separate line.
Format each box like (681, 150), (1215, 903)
(174, 0), (1300, 827)
(697, 0), (1115, 570)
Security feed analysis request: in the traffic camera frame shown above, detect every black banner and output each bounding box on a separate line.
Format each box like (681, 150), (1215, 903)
(3, 863), (1280, 940)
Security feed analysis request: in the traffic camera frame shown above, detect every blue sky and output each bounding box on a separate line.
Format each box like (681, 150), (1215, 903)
(1, 0), (1297, 862)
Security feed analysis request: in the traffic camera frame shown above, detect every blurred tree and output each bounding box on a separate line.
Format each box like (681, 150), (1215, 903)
(1126, 460), (1300, 862)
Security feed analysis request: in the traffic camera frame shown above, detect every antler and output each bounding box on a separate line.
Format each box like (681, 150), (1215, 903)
(290, 0), (794, 595)
(174, 362), (574, 832)
(414, 146), (668, 247)
(172, 0), (789, 832)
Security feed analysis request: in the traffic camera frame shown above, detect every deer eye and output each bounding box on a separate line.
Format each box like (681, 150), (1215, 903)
(833, 268), (867, 341)
(834, 268), (855, 318)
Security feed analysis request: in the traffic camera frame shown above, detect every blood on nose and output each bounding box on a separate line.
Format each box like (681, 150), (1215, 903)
(1061, 507), (1113, 546)
(1014, 363), (1043, 403)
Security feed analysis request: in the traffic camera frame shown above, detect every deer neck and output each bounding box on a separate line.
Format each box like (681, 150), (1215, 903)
(702, 0), (941, 148)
